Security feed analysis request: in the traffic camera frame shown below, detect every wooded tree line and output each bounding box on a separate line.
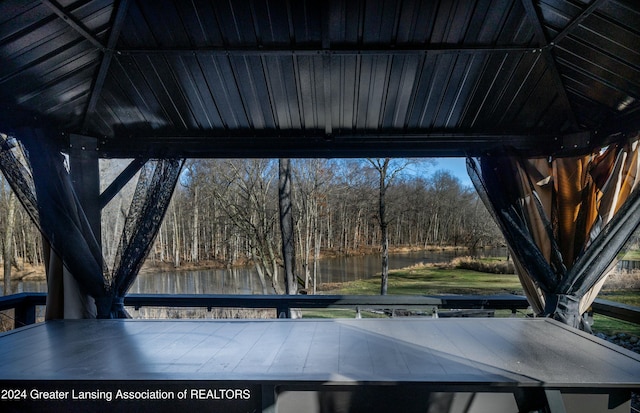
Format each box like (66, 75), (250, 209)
(148, 159), (502, 293)
(0, 180), (45, 294)
(0, 158), (502, 295)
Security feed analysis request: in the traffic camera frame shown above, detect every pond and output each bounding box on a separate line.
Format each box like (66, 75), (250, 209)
(8, 248), (506, 295)
(128, 248), (490, 295)
(8, 247), (637, 296)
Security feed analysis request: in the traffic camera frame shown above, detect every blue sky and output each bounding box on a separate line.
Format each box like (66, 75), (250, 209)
(403, 157), (472, 187)
(432, 157), (472, 187)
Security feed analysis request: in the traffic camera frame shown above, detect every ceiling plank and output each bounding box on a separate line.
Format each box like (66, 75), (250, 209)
(41, 0), (105, 50)
(94, 131), (596, 159)
(520, 0), (580, 130)
(81, 0), (131, 132)
(322, 4), (332, 136)
(117, 45), (535, 57)
(551, 0), (609, 45)
(98, 156), (148, 209)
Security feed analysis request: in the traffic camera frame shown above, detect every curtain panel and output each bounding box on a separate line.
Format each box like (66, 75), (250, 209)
(468, 135), (640, 330)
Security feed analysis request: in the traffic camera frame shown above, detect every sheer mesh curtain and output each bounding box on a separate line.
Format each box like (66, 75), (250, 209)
(102, 158), (184, 318)
(0, 127), (184, 319)
(467, 135), (640, 330)
(3, 128), (104, 318)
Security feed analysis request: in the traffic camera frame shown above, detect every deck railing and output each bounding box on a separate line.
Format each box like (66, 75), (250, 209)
(1, 292), (638, 330)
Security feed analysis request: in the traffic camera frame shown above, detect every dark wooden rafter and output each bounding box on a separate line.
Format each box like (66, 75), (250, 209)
(551, 0), (609, 45)
(82, 0), (131, 132)
(603, 107), (640, 137)
(98, 157), (148, 209)
(117, 45), (536, 57)
(547, 0), (627, 133)
(2, 0), (631, 161)
(95, 131), (597, 159)
(40, 0), (105, 50)
(69, 134), (101, 246)
(322, 4), (333, 136)
(520, 0), (580, 130)
(521, 0), (549, 45)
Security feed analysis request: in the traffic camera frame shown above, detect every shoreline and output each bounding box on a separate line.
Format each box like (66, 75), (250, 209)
(8, 245), (487, 282)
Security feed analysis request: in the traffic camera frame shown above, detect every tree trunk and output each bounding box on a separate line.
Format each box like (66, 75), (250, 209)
(3, 192), (16, 295)
(191, 186), (199, 262)
(379, 164), (389, 295)
(381, 222), (389, 295)
(279, 158), (297, 295)
(313, 226), (321, 295)
(172, 206), (180, 267)
(253, 254), (268, 294)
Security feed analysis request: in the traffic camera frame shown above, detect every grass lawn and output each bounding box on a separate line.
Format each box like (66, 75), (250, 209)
(306, 262), (640, 337)
(592, 315), (640, 337)
(622, 249), (640, 260)
(597, 290), (640, 307)
(319, 264), (523, 296)
(591, 290), (640, 336)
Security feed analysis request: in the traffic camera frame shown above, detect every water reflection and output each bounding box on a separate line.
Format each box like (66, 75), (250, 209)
(129, 249), (487, 295)
(128, 267), (260, 295)
(3, 279), (47, 295)
(16, 247), (640, 296)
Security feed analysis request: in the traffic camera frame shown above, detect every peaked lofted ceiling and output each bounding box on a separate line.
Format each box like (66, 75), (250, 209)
(0, 0), (638, 158)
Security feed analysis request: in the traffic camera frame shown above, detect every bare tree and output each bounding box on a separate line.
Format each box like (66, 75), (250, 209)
(279, 158), (297, 294)
(2, 190), (16, 295)
(293, 159), (334, 293)
(210, 159), (284, 294)
(366, 158), (417, 295)
(141, 158), (504, 292)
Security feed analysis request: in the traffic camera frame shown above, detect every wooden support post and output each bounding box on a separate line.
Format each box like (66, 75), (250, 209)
(608, 390), (632, 411)
(14, 299), (36, 328)
(262, 385), (275, 413)
(544, 390), (568, 413)
(514, 388), (549, 412)
(65, 134), (102, 318)
(277, 304), (291, 319)
(69, 134), (101, 246)
(98, 157), (148, 209)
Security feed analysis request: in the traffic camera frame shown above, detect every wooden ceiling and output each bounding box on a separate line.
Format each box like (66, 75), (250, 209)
(1, 0), (638, 158)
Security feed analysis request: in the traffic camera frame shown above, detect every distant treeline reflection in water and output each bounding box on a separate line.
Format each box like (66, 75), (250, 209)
(9, 247), (639, 296)
(129, 249), (500, 295)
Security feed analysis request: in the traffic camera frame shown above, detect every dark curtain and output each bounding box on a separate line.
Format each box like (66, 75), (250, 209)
(103, 158), (184, 318)
(0, 127), (184, 319)
(468, 135), (640, 330)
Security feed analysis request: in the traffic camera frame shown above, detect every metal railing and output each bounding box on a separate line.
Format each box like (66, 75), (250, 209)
(1, 292), (638, 330)
(0, 292), (46, 328)
(124, 293), (530, 318)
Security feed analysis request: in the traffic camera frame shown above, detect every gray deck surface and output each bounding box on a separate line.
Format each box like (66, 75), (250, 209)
(1, 318), (639, 389)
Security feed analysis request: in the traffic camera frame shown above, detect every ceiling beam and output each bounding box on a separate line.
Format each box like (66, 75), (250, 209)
(322, 5), (332, 136)
(521, 0), (548, 45)
(82, 0), (131, 132)
(116, 45), (536, 57)
(520, 0), (580, 130)
(93, 131), (594, 159)
(40, 0), (105, 50)
(98, 156), (147, 209)
(551, 0), (609, 45)
(599, 106), (640, 139)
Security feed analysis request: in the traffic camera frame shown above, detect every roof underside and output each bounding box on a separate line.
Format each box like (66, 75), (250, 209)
(0, 0), (639, 158)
